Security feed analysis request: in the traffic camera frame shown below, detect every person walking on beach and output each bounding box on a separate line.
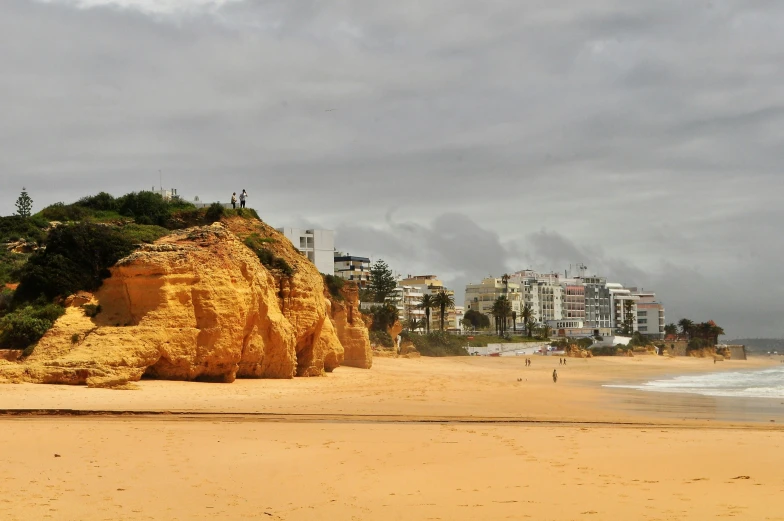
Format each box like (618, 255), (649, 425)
(552, 369), (558, 383)
(563, 358), (566, 366)
(239, 189), (248, 209)
(231, 192), (237, 209)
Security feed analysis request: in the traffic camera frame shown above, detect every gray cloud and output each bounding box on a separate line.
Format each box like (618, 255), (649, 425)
(2, 0), (783, 336)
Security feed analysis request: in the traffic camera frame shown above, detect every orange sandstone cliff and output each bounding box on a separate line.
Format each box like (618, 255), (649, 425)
(0, 221), (371, 386)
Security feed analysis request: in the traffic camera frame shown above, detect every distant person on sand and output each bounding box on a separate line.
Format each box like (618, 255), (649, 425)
(231, 192), (237, 209)
(240, 189), (248, 209)
(553, 369), (558, 383)
(563, 358), (566, 366)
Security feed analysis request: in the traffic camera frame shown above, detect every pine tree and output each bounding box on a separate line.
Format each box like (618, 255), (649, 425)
(15, 188), (33, 218)
(368, 259), (396, 303)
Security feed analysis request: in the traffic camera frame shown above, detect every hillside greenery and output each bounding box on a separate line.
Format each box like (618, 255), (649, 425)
(0, 190), (263, 351)
(401, 331), (469, 357)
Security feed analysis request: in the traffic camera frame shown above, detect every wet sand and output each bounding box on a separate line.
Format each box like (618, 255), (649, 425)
(1, 355), (783, 520)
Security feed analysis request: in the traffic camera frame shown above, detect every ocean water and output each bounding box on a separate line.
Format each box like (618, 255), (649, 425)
(606, 366), (784, 399)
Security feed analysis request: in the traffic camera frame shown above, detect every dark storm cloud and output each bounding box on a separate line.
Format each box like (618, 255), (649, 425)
(2, 0), (784, 336)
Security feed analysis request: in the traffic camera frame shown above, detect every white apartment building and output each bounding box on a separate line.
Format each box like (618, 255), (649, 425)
(632, 289), (666, 338)
(333, 253), (371, 288)
(607, 283), (639, 332)
(389, 285), (426, 330)
(509, 271), (563, 324)
(276, 227), (335, 275)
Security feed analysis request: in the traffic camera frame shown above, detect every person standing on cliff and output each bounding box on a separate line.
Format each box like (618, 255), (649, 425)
(231, 192), (237, 209)
(240, 189), (248, 209)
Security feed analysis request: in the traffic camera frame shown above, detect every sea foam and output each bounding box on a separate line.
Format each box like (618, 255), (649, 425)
(605, 366), (784, 399)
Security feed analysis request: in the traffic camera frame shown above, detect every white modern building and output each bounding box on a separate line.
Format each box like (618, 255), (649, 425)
(276, 227), (335, 275)
(607, 283), (639, 333)
(632, 289), (666, 339)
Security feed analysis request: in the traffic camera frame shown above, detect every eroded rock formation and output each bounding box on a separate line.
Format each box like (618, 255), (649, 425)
(0, 221), (372, 386)
(328, 283), (372, 369)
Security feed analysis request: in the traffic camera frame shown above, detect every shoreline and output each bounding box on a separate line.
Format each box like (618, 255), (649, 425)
(0, 354), (781, 426)
(1, 355), (782, 520)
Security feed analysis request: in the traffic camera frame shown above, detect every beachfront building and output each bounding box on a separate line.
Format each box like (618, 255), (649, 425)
(389, 284), (426, 330)
(334, 253), (371, 288)
(509, 272), (541, 323)
(563, 282), (586, 321)
(464, 277), (523, 329)
(509, 271), (563, 324)
(276, 227), (335, 275)
(398, 275), (457, 331)
(632, 289), (666, 339)
(608, 283), (639, 332)
(582, 276), (613, 330)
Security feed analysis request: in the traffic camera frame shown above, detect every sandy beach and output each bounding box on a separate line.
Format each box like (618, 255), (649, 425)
(1, 355), (783, 520)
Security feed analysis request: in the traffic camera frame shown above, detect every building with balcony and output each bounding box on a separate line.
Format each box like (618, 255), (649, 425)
(632, 289), (666, 339)
(276, 227), (335, 275)
(464, 277), (523, 329)
(334, 253), (371, 288)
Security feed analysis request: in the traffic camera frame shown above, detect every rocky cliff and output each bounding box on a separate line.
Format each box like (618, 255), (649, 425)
(328, 283), (372, 369)
(0, 220), (372, 386)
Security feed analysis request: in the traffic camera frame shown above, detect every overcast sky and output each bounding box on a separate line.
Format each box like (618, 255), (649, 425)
(2, 0), (783, 337)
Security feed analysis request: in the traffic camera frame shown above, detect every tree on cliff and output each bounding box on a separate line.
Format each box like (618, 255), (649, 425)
(15, 188), (33, 219)
(369, 303), (399, 332)
(433, 290), (455, 332)
(418, 294), (435, 334)
(369, 259), (396, 302)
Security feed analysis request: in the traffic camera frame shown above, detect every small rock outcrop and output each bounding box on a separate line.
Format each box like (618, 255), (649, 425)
(328, 283), (372, 369)
(0, 221), (372, 386)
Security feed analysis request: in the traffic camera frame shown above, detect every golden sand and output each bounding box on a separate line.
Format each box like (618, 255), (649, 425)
(1, 355), (782, 520)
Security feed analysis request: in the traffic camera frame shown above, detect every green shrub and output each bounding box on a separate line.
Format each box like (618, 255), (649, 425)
(590, 345), (619, 357)
(118, 224), (169, 244)
(402, 331), (469, 357)
(205, 203), (225, 223)
(82, 304), (102, 318)
(0, 215), (48, 244)
(14, 222), (136, 303)
(39, 202), (88, 222)
(71, 333), (80, 344)
(243, 235), (294, 277)
(370, 330), (394, 348)
(0, 250), (29, 286)
(0, 288), (13, 317)
(322, 274), (345, 301)
(77, 192), (118, 212)
(369, 304), (398, 332)
(687, 338), (708, 351)
(0, 303), (65, 349)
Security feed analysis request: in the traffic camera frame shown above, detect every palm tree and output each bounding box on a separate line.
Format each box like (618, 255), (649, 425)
(539, 324), (552, 340)
(525, 318), (537, 339)
(678, 318), (695, 340)
(521, 303), (534, 338)
(511, 310), (517, 333)
(492, 296), (512, 337)
(418, 294), (436, 334)
(664, 323), (678, 337)
(432, 290), (455, 332)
